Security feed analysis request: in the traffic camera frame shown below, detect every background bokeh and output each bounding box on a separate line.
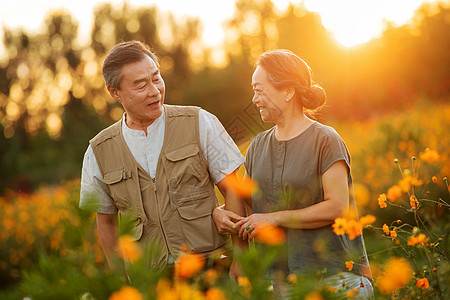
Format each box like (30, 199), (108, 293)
(0, 0), (449, 298)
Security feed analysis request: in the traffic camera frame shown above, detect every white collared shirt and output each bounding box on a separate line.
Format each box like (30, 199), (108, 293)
(80, 107), (244, 214)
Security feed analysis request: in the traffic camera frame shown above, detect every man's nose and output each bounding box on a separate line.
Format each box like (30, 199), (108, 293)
(147, 83), (160, 97)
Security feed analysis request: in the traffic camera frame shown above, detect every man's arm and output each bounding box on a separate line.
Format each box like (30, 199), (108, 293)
(96, 213), (118, 267)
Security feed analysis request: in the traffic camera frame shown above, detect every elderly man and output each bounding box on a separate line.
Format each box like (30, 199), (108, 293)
(80, 41), (245, 278)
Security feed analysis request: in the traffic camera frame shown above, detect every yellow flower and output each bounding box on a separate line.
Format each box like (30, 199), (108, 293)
(407, 234), (429, 246)
(390, 230), (397, 239)
(420, 148), (440, 163)
(223, 173), (258, 197)
(206, 288), (227, 300)
(432, 176), (437, 183)
(345, 261), (354, 271)
(118, 235), (142, 262)
(377, 193), (387, 208)
(175, 253), (205, 279)
(376, 257), (413, 294)
(304, 291), (323, 300)
(387, 185), (402, 201)
(416, 278), (429, 290)
(109, 286), (142, 300)
(346, 220), (363, 240)
(332, 217), (347, 235)
(359, 214), (376, 226)
(382, 224), (390, 235)
(255, 223), (285, 246)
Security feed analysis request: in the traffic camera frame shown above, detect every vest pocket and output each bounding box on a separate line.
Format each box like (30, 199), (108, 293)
(176, 193), (224, 253)
(164, 143), (208, 192)
(103, 169), (132, 210)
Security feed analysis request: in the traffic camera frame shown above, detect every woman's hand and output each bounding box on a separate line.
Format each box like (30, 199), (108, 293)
(235, 213), (278, 241)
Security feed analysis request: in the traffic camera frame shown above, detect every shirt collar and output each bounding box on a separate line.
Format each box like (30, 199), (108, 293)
(122, 106), (165, 137)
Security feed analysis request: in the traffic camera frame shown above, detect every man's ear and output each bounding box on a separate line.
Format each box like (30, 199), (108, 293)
(107, 85), (121, 102)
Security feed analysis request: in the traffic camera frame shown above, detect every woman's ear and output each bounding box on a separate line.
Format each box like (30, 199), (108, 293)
(285, 87), (295, 101)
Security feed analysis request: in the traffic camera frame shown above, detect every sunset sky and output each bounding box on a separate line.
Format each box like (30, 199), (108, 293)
(0, 0), (442, 57)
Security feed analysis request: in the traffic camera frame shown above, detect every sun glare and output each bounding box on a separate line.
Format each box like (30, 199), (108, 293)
(302, 0), (435, 47)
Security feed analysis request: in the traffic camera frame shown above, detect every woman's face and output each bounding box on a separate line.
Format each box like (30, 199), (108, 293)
(251, 66), (289, 124)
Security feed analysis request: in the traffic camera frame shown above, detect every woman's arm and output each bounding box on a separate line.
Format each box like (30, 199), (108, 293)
(237, 160), (349, 240)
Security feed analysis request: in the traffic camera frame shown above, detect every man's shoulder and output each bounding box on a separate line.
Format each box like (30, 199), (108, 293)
(164, 104), (201, 117)
(89, 120), (122, 147)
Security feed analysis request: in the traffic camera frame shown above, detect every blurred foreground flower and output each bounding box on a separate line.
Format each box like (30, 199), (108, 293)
(376, 257), (413, 294)
(386, 185), (402, 201)
(407, 234), (429, 246)
(420, 148), (440, 163)
(206, 288), (227, 300)
(416, 278), (430, 289)
(255, 223), (285, 245)
(223, 173), (258, 197)
(109, 286), (142, 300)
(237, 276), (252, 297)
(304, 291), (324, 300)
(174, 253), (205, 279)
(359, 214), (376, 226)
(118, 235), (142, 262)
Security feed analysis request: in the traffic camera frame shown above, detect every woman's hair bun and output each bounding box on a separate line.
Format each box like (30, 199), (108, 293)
(301, 84), (326, 110)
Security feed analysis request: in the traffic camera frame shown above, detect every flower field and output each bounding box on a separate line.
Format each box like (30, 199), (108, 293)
(0, 102), (448, 299)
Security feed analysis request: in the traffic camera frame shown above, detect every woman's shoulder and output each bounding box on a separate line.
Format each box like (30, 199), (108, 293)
(310, 121), (342, 140)
(251, 126), (275, 144)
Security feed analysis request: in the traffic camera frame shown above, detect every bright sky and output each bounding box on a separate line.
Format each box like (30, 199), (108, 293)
(0, 0), (441, 57)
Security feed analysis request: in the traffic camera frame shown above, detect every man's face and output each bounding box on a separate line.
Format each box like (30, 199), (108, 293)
(108, 55), (165, 128)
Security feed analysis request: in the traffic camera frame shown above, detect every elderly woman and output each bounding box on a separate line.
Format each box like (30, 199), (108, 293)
(235, 49), (373, 298)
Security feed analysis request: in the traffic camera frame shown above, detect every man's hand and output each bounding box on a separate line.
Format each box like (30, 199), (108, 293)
(212, 205), (244, 235)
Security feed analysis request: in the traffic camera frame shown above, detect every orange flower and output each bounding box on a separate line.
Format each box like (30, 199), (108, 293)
(409, 195), (418, 209)
(346, 288), (358, 299)
(237, 276), (252, 297)
(205, 269), (218, 285)
(382, 224), (390, 235)
(377, 193), (387, 208)
(396, 219), (402, 224)
(206, 288), (228, 300)
(345, 261), (354, 271)
(390, 230), (397, 239)
(118, 235), (142, 262)
(407, 234), (429, 246)
(376, 257), (413, 294)
(332, 217), (348, 235)
(387, 185), (402, 201)
(420, 148), (440, 163)
(359, 214), (376, 226)
(346, 219), (363, 240)
(305, 291), (324, 300)
(432, 176), (437, 183)
(327, 286), (336, 293)
(255, 223), (285, 245)
(416, 278), (429, 290)
(174, 253), (205, 278)
(288, 273), (297, 284)
(109, 286), (142, 300)
(223, 173), (258, 197)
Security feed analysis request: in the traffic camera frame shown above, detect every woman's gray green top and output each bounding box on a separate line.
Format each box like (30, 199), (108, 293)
(245, 122), (371, 279)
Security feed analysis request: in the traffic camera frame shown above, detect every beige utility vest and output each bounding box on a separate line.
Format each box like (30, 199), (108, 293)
(90, 105), (225, 268)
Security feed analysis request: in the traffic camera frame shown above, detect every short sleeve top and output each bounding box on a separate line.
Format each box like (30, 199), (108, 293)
(245, 122), (371, 278)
